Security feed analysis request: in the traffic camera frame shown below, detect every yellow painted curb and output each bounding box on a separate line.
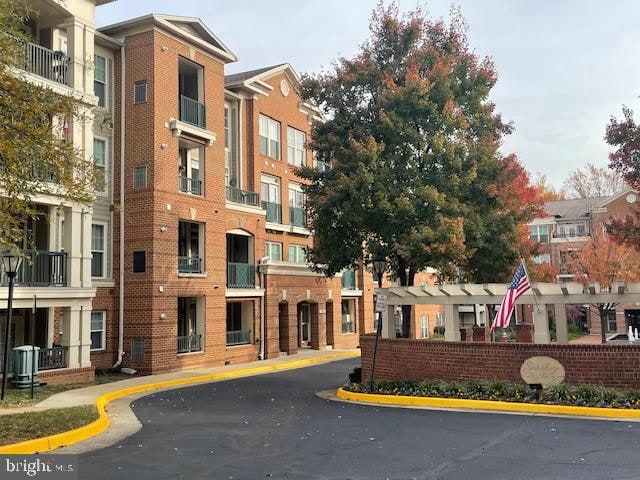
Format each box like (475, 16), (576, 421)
(336, 387), (640, 420)
(0, 351), (359, 454)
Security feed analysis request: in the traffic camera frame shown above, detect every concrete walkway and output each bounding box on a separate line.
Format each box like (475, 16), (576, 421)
(0, 349), (360, 417)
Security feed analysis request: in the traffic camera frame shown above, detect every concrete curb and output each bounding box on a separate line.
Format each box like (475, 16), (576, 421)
(336, 387), (640, 421)
(0, 351), (359, 454)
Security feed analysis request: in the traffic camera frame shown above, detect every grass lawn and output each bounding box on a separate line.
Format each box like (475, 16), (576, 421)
(0, 371), (133, 409)
(0, 405), (98, 446)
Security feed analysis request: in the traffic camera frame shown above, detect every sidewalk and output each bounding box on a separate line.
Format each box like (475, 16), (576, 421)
(0, 349), (360, 417)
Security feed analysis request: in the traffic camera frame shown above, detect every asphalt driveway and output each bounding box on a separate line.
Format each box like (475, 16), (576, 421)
(80, 358), (640, 480)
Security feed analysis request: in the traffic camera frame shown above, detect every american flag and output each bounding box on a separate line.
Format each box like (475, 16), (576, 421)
(491, 262), (531, 331)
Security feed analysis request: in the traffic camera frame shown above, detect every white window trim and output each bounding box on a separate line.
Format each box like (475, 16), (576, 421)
(265, 241), (283, 262)
(94, 54), (107, 109)
(288, 244), (306, 263)
(91, 222), (108, 279)
(287, 126), (306, 167)
(93, 135), (108, 196)
(90, 310), (106, 351)
(261, 174), (281, 204)
(259, 114), (280, 160)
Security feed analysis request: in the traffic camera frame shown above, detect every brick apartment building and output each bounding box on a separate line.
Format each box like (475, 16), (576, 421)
(84, 14), (398, 374)
(528, 187), (640, 337)
(2, 5), (448, 383)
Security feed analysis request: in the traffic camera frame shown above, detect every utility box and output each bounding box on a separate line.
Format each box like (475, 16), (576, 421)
(11, 346), (40, 388)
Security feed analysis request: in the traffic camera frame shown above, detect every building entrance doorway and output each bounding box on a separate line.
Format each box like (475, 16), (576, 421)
(298, 303), (311, 348)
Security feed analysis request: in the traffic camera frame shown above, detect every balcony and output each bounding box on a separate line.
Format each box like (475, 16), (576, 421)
(177, 334), (202, 354)
(226, 186), (260, 207)
(227, 262), (256, 288)
(179, 175), (202, 196)
(553, 232), (590, 239)
(178, 256), (202, 274)
(262, 201), (282, 223)
(38, 346), (68, 370)
(20, 41), (70, 86)
(341, 269), (357, 290)
(290, 207), (306, 227)
(0, 250), (67, 287)
(180, 95), (206, 129)
(226, 329), (251, 346)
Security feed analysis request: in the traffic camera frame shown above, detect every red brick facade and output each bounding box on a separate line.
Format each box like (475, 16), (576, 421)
(90, 17), (376, 375)
(361, 335), (640, 389)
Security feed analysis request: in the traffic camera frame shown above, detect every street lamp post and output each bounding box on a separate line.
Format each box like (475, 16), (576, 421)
(370, 255), (386, 389)
(1, 252), (22, 401)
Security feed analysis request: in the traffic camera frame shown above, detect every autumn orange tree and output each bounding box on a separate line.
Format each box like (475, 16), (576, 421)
(0, 0), (95, 249)
(568, 230), (640, 342)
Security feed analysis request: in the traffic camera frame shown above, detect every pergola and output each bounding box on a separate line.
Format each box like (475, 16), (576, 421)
(376, 282), (640, 344)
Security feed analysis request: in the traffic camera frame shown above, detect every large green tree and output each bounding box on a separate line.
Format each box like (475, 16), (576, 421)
(0, 0), (94, 249)
(298, 4), (540, 336)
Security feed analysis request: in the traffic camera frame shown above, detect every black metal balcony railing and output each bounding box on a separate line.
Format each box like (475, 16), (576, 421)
(21, 41), (70, 86)
(553, 231), (590, 239)
(38, 346), (68, 371)
(226, 186), (260, 207)
(178, 256), (202, 274)
(262, 201), (282, 223)
(341, 269), (357, 290)
(0, 250), (67, 287)
(180, 94), (206, 129)
(177, 334), (202, 354)
(179, 175), (202, 196)
(226, 330), (251, 346)
(289, 206), (306, 227)
(227, 262), (256, 288)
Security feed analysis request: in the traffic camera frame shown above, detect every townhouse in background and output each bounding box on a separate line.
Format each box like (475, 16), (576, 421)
(528, 188), (640, 337)
(0, 0), (114, 384)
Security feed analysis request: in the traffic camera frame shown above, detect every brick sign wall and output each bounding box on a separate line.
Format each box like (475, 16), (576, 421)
(360, 335), (640, 389)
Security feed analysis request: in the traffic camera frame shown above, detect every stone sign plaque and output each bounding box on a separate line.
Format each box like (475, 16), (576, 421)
(520, 356), (565, 388)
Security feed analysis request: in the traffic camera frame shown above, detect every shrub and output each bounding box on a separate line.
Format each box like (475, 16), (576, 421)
(349, 367), (362, 384)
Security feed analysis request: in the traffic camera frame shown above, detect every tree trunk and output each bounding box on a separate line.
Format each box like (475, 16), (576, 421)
(599, 305), (607, 344)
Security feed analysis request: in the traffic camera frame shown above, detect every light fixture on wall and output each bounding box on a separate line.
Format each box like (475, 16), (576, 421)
(159, 313), (167, 320)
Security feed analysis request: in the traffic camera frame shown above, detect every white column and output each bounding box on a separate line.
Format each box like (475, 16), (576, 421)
(81, 208), (93, 287)
(444, 304), (461, 342)
(533, 305), (550, 344)
(65, 19), (95, 93)
(60, 307), (81, 368)
(79, 307), (92, 368)
(555, 304), (568, 345)
(64, 206), (83, 287)
(381, 305), (395, 339)
(46, 307), (55, 348)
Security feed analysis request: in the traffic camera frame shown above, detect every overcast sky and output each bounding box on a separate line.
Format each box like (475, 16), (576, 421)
(96, 1), (640, 188)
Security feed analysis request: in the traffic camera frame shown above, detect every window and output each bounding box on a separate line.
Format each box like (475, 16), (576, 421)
(93, 138), (106, 192)
(265, 241), (282, 261)
(91, 224), (105, 278)
(259, 114), (280, 159)
(94, 55), (106, 108)
(289, 183), (305, 227)
(261, 175), (281, 223)
(287, 127), (305, 166)
(133, 251), (146, 273)
(134, 80), (147, 104)
(529, 224), (549, 243)
(556, 222), (588, 238)
(179, 143), (202, 195)
(133, 165), (148, 189)
(420, 315), (429, 338)
(90, 311), (106, 350)
(313, 152), (331, 172)
(178, 220), (203, 273)
(341, 299), (354, 334)
(224, 104), (238, 188)
(533, 253), (551, 265)
(288, 244), (306, 263)
(606, 311), (617, 332)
